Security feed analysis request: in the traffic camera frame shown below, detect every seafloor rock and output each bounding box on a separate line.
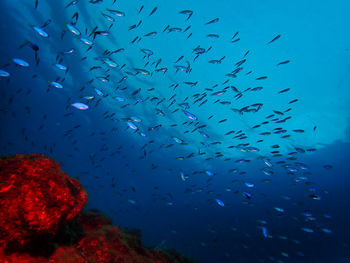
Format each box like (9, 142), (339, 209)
(0, 154), (87, 251)
(0, 154), (196, 263)
(49, 211), (197, 263)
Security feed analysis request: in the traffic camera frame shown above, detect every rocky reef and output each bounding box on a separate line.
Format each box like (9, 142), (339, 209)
(0, 154), (196, 263)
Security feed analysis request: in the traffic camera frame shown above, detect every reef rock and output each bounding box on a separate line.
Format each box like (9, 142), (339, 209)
(0, 154), (87, 251)
(0, 154), (196, 263)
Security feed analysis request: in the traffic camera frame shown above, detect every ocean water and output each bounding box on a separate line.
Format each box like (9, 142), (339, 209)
(1, 0), (350, 262)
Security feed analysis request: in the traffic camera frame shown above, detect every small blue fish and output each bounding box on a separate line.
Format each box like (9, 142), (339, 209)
(321, 228), (332, 234)
(55, 64), (67, 71)
(62, 48), (75, 55)
(103, 58), (118, 68)
(180, 171), (186, 181)
(138, 131), (146, 137)
(261, 227), (268, 238)
(115, 96), (125, 102)
(215, 198), (225, 207)
(245, 182), (254, 188)
(301, 227), (314, 233)
(94, 88), (104, 96)
(128, 199), (136, 204)
(101, 12), (115, 22)
(65, 23), (81, 35)
(205, 170), (214, 176)
(65, 0), (78, 8)
(12, 58), (30, 67)
(72, 102), (89, 110)
(263, 158), (273, 167)
(243, 192), (252, 200)
(126, 121), (138, 130)
(32, 25), (49, 37)
(274, 207), (284, 213)
(205, 18), (219, 25)
(130, 116), (142, 122)
(48, 81), (63, 89)
(107, 9), (125, 17)
(172, 136), (184, 144)
(179, 10), (193, 20)
(184, 110), (197, 120)
(79, 37), (93, 45)
(0, 69), (10, 77)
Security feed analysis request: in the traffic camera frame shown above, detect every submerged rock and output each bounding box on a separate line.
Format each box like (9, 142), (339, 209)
(0, 154), (87, 252)
(0, 154), (196, 263)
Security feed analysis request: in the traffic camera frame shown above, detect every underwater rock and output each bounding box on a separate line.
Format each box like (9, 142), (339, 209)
(0, 154), (87, 251)
(0, 154), (196, 263)
(50, 211), (197, 263)
(0, 210), (197, 263)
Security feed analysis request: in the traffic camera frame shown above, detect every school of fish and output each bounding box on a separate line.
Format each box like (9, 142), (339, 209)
(0, 0), (337, 262)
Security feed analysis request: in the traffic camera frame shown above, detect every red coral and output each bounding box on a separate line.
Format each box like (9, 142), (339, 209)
(0, 154), (196, 263)
(0, 154), (87, 251)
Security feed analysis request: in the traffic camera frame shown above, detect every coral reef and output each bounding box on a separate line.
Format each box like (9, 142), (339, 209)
(0, 154), (87, 252)
(0, 154), (196, 263)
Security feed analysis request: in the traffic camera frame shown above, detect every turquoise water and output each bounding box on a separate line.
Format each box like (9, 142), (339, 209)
(1, 0), (350, 262)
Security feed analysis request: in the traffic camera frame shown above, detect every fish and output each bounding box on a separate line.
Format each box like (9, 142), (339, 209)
(65, 23), (81, 35)
(215, 198), (225, 207)
(183, 110), (197, 121)
(268, 34), (281, 44)
(243, 192), (252, 200)
(208, 56), (225, 64)
(321, 228), (332, 234)
(79, 37), (93, 46)
(179, 10), (193, 20)
(126, 121), (138, 130)
(31, 25), (49, 37)
(277, 60), (290, 65)
(274, 207), (284, 213)
(293, 129), (305, 133)
(206, 34), (219, 38)
(12, 58), (30, 67)
(65, 0), (78, 8)
(107, 9), (125, 17)
(48, 81), (63, 89)
(144, 32), (157, 37)
(0, 69), (10, 77)
(183, 81), (197, 87)
(62, 48), (75, 55)
(101, 12), (115, 22)
(168, 27), (182, 33)
(245, 182), (254, 188)
(134, 68), (150, 75)
(138, 5), (144, 14)
(261, 227), (268, 238)
(71, 102), (89, 110)
(232, 31), (239, 39)
(301, 227), (314, 233)
(205, 18), (219, 25)
(184, 25), (191, 32)
(55, 64), (67, 71)
(149, 7), (158, 16)
(0, 3), (329, 250)
(278, 88), (290, 94)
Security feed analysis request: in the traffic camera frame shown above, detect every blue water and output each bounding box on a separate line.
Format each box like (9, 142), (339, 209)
(1, 0), (350, 262)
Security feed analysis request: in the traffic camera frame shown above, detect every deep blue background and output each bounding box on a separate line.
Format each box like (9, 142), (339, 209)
(1, 0), (350, 262)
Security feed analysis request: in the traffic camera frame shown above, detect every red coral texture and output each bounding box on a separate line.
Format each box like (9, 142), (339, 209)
(0, 154), (87, 250)
(0, 154), (196, 263)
